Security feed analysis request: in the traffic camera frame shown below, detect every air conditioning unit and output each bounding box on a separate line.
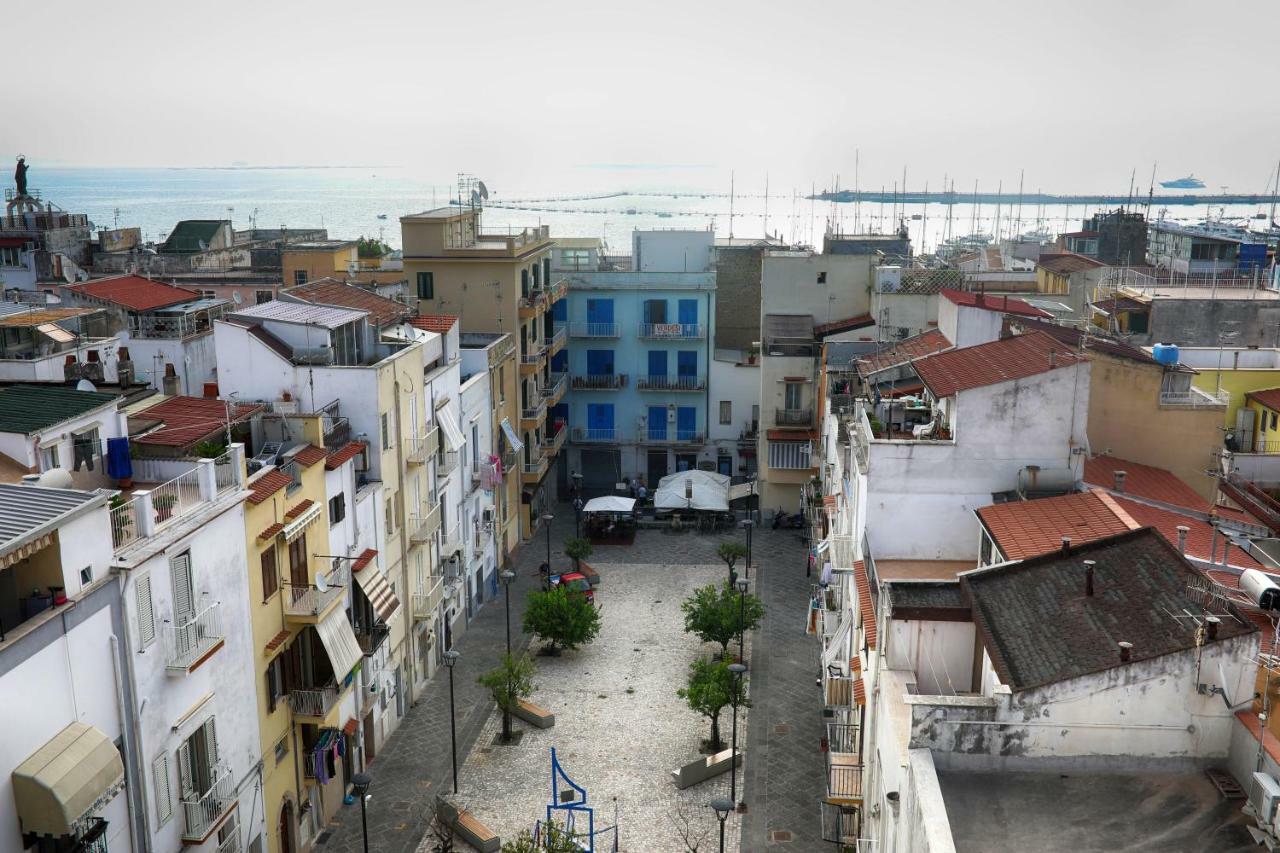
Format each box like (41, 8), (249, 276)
(1251, 773), (1280, 824)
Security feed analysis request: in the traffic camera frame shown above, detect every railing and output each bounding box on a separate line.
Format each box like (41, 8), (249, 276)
(127, 309), (224, 340)
(568, 322), (620, 338)
(571, 427), (618, 443)
(279, 459), (302, 496)
(518, 293), (547, 314)
(166, 602), (223, 670)
(571, 373), (626, 390)
(213, 451), (239, 494)
(217, 830), (242, 853)
(524, 454), (547, 476)
(413, 577), (444, 620)
(826, 761), (864, 803)
(520, 349), (546, 368)
(150, 468), (203, 526)
(1242, 440), (1280, 455)
(411, 503), (442, 542)
(547, 325), (567, 351)
(441, 523), (463, 557)
(468, 466), (484, 494)
(406, 435), (434, 464)
(355, 621), (390, 656)
(181, 765), (235, 841)
(827, 722), (860, 754)
(322, 415), (351, 451)
(547, 279), (568, 301)
(644, 428), (703, 443)
(638, 374), (705, 392)
(522, 399), (547, 422)
(111, 501), (140, 549)
(284, 564), (347, 620)
(542, 371), (568, 401)
(288, 684), (340, 718)
(436, 449), (460, 477)
(776, 407), (815, 426)
(638, 323), (705, 339)
(1159, 388), (1229, 408)
(546, 420), (568, 452)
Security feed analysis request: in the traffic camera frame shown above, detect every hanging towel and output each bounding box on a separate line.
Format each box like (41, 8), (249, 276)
(106, 437), (132, 480)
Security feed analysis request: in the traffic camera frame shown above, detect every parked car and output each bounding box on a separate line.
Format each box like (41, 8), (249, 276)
(549, 570), (595, 604)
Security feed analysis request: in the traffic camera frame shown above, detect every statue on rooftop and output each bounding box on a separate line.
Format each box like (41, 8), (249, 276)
(14, 156), (29, 197)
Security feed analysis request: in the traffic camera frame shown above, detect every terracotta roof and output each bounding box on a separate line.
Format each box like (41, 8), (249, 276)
(248, 469), (292, 504)
(853, 678), (866, 706)
(766, 428), (817, 441)
(409, 315), (459, 333)
(326, 440), (366, 470)
(342, 718), (359, 737)
(282, 278), (411, 327)
(1083, 455), (1210, 514)
(352, 548), (378, 572)
(264, 629), (291, 655)
(258, 522), (285, 541)
(1110, 495), (1262, 570)
(815, 314), (875, 337)
(292, 445), (327, 467)
(1247, 388), (1280, 412)
(853, 560), (877, 650)
(962, 528), (1256, 692)
(978, 492), (1133, 561)
(1037, 252), (1105, 274)
(133, 395), (263, 448)
(941, 288), (1051, 319)
(914, 330), (1085, 398)
(854, 329), (952, 376)
(1091, 295), (1149, 314)
(66, 275), (198, 311)
(1008, 316), (1158, 365)
(285, 499), (315, 520)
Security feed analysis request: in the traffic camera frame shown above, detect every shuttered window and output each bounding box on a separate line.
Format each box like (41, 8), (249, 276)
(152, 753), (173, 825)
(261, 546), (278, 600)
(135, 574), (156, 647)
(179, 717), (220, 799)
(170, 552), (194, 623)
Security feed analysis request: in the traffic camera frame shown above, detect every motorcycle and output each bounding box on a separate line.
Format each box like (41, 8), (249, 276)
(772, 506), (806, 529)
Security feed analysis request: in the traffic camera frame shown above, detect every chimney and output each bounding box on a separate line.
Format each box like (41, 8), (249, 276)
(1205, 615), (1220, 641)
(1114, 470), (1127, 493)
(1118, 641), (1133, 662)
(1222, 538), (1231, 568)
(1061, 536), (1072, 555)
(1083, 559), (1096, 597)
(1176, 525), (1189, 554)
(162, 363), (180, 396)
(1049, 349), (1057, 368)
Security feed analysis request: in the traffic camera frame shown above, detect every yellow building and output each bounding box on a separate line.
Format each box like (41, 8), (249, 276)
(401, 205), (565, 541)
(1177, 347), (1280, 430)
(1241, 388), (1280, 453)
(281, 241), (359, 288)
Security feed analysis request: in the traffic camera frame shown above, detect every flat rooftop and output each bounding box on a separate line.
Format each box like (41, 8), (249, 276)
(939, 769), (1254, 852)
(1128, 285), (1280, 301)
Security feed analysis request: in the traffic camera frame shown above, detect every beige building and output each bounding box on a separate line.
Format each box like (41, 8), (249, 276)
(401, 206), (566, 539)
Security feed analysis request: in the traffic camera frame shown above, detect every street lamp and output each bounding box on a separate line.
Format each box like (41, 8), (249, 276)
(351, 773), (371, 853)
(711, 797), (734, 853)
(727, 663), (746, 809)
(501, 569), (517, 743)
(542, 513), (555, 570)
(443, 649), (461, 793)
(735, 577), (749, 663)
(740, 519), (754, 581)
(573, 496), (584, 538)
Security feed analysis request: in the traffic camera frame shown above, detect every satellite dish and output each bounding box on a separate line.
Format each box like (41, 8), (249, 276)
(471, 190), (480, 206)
(232, 290), (243, 304)
(478, 181), (490, 200)
(315, 573), (329, 593)
(75, 379), (97, 393)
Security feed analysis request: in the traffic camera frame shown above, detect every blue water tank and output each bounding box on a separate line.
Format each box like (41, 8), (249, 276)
(1152, 343), (1180, 366)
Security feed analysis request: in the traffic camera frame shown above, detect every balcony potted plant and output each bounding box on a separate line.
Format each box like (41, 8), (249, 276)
(153, 493), (178, 522)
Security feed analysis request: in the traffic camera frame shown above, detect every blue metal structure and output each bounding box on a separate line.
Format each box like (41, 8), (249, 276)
(541, 747), (621, 852)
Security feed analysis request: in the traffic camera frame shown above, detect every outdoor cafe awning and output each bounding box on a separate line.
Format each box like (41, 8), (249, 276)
(315, 607), (364, 679)
(582, 496), (635, 514)
(12, 722), (125, 838)
(353, 563), (401, 624)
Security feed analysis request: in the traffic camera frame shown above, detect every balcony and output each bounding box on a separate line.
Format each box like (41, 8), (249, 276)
(519, 348), (546, 376)
(410, 503), (442, 543)
(521, 399), (547, 429)
(288, 683), (342, 721)
(571, 427), (618, 444)
(644, 428), (704, 445)
(547, 278), (568, 303)
(113, 452), (246, 552)
(523, 453), (548, 484)
(638, 374), (705, 392)
(518, 293), (547, 319)
(354, 621), (391, 657)
(546, 420), (568, 455)
(406, 426), (440, 465)
(541, 371), (568, 406)
(638, 322), (705, 340)
(568, 322), (619, 338)
(825, 736), (863, 807)
(776, 407), (815, 427)
(164, 602), (224, 674)
(547, 324), (567, 356)
(283, 564), (348, 624)
(1158, 387), (1229, 408)
(181, 765), (235, 842)
(436, 449), (460, 478)
(413, 576), (444, 620)
(571, 373), (626, 391)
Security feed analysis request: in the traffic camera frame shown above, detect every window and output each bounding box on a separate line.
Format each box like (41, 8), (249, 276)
(41, 444), (59, 470)
(266, 653), (287, 713)
(416, 271), (434, 300)
(329, 493), (346, 525)
(135, 574), (156, 647)
(201, 290), (217, 299)
(784, 382), (803, 410)
(273, 733), (289, 765)
(386, 492), (397, 534)
(255, 290), (274, 304)
(719, 401), (732, 425)
(260, 546), (278, 600)
(152, 753), (173, 826)
(170, 552), (194, 624)
(178, 718), (221, 806)
(817, 271), (827, 284)
(381, 412), (391, 450)
(293, 270), (307, 286)
(521, 268), (530, 296)
(561, 248), (590, 270)
(0, 246), (21, 267)
(288, 536), (308, 589)
(80, 566), (93, 585)
(768, 440), (812, 470)
(1272, 412), (1277, 432)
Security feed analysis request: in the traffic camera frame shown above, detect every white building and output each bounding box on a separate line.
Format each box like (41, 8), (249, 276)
(0, 385), (129, 485)
(457, 335), (500, 633)
(0, 236), (38, 292)
(708, 349), (760, 477)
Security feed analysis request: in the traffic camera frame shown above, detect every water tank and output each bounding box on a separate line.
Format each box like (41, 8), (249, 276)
(1152, 343), (1180, 366)
(1241, 569), (1280, 611)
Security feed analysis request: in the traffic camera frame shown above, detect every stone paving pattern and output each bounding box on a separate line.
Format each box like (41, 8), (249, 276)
(316, 510), (822, 853)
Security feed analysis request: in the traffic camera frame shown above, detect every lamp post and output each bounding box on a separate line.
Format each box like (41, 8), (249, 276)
(542, 513), (555, 571)
(443, 649), (461, 793)
(351, 773), (371, 853)
(740, 518), (754, 580)
(711, 797), (733, 853)
(735, 577), (749, 663)
(727, 663), (746, 808)
(501, 569), (516, 742)
(573, 496), (584, 538)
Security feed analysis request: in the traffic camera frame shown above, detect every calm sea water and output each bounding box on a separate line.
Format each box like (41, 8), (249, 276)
(26, 166), (1276, 254)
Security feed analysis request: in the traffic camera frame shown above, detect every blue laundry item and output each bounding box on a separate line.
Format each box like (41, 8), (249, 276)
(106, 438), (132, 480)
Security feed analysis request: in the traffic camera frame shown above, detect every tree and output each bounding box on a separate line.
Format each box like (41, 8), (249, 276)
(564, 537), (593, 570)
(681, 582), (765, 659)
(678, 657), (749, 752)
(427, 811), (455, 853)
(669, 801), (711, 852)
(523, 585), (600, 655)
(477, 653), (536, 743)
(500, 819), (583, 853)
(716, 541), (748, 584)
(356, 235), (391, 258)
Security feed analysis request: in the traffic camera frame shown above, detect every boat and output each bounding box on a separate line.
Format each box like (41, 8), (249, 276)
(626, 208), (637, 215)
(657, 212), (673, 218)
(377, 214), (387, 220)
(1160, 174), (1206, 189)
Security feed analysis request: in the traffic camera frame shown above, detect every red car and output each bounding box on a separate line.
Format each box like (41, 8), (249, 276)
(551, 571), (595, 604)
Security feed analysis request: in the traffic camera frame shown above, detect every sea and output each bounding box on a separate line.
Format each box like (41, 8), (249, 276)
(25, 165), (1278, 255)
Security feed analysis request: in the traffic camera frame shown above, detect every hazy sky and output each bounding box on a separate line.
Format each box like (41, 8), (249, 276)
(5, 0), (1280, 193)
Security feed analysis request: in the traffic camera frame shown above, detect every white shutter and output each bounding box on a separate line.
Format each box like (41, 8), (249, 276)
(177, 739), (194, 800)
(135, 574), (156, 647)
(203, 717), (220, 765)
(171, 552), (194, 622)
(152, 753), (173, 825)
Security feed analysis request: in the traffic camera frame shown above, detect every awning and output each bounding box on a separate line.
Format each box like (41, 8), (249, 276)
(438, 402), (466, 453)
(822, 612), (852, 668)
(0, 533), (53, 570)
(12, 722), (125, 837)
(36, 323), (76, 344)
(728, 482), (756, 502)
(582, 496), (635, 513)
(315, 607), (364, 680)
(353, 564), (401, 624)
(500, 417), (524, 453)
(283, 502), (323, 542)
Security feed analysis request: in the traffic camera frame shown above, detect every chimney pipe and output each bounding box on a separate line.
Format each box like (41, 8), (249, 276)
(1176, 525), (1189, 555)
(1049, 349), (1057, 368)
(1118, 641), (1133, 662)
(1061, 536), (1072, 555)
(1205, 615), (1220, 641)
(1083, 559), (1096, 597)
(1222, 538), (1231, 568)
(1114, 470), (1127, 493)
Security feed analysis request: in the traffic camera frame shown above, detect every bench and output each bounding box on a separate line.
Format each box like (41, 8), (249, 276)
(671, 747), (743, 789)
(435, 795), (500, 852)
(513, 699), (556, 729)
(577, 561), (601, 587)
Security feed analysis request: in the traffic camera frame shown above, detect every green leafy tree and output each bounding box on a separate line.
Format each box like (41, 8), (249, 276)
(681, 582), (765, 659)
(677, 657), (750, 752)
(523, 585), (600, 655)
(564, 537), (593, 570)
(356, 236), (391, 258)
(716, 541), (748, 584)
(477, 653), (536, 743)
(500, 819), (583, 853)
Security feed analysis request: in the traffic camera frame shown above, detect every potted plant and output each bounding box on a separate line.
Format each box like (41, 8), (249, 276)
(564, 537), (593, 570)
(153, 493), (178, 522)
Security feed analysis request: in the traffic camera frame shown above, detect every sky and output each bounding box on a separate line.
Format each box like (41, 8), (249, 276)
(5, 0), (1280, 193)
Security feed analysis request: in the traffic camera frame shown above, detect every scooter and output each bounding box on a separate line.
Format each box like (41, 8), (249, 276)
(772, 506), (806, 529)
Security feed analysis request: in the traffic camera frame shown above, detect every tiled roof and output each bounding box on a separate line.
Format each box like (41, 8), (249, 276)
(247, 469), (292, 505)
(1083, 455), (1209, 514)
(159, 220), (225, 254)
(283, 279), (411, 328)
(1037, 252), (1105, 274)
(264, 629), (291, 655)
(977, 492), (1133, 561)
(853, 329), (952, 376)
(352, 548), (378, 572)
(853, 560), (877, 650)
(132, 395), (263, 448)
(940, 288), (1051, 319)
(258, 522), (284, 541)
(914, 330), (1085, 398)
(1247, 388), (1280, 412)
(1110, 495), (1262, 570)
(1008, 316), (1158, 365)
(326, 441), (366, 470)
(342, 718), (359, 737)
(0, 385), (118, 435)
(962, 528), (1256, 692)
(285, 499), (314, 520)
(1091, 295), (1149, 314)
(815, 314), (875, 337)
(66, 275), (198, 311)
(292, 445), (327, 467)
(409, 315), (458, 334)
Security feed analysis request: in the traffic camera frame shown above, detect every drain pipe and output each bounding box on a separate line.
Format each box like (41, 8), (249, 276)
(111, 631), (152, 853)
(394, 371), (416, 701)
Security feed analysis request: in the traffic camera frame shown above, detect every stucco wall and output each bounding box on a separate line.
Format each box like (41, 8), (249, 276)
(1150, 298), (1280, 349)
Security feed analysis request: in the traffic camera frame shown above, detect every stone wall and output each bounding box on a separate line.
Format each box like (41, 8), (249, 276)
(714, 245), (763, 350)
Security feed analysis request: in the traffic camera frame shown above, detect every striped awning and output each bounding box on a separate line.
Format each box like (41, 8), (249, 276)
(315, 607), (363, 680)
(354, 564), (400, 623)
(499, 417), (524, 453)
(283, 502), (323, 543)
(0, 533), (53, 569)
